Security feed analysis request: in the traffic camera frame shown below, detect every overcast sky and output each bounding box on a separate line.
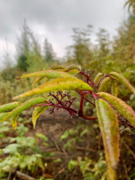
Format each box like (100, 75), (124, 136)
(0, 0), (128, 68)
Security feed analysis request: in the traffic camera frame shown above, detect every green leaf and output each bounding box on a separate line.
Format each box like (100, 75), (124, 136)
(36, 133), (48, 142)
(60, 130), (69, 140)
(0, 133), (5, 138)
(0, 97), (46, 124)
(32, 106), (49, 129)
(13, 78), (92, 100)
(110, 72), (135, 94)
(3, 144), (21, 154)
(96, 99), (119, 180)
(80, 129), (89, 137)
(54, 158), (62, 163)
(98, 77), (111, 92)
(98, 92), (135, 128)
(94, 72), (104, 85)
(68, 159), (77, 171)
(111, 81), (118, 97)
(0, 102), (21, 113)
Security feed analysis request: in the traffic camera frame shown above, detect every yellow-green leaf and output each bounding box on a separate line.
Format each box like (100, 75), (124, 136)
(0, 97), (46, 124)
(0, 113), (9, 121)
(0, 102), (21, 113)
(13, 78), (93, 100)
(12, 114), (19, 130)
(51, 65), (65, 70)
(18, 70), (77, 80)
(98, 92), (135, 127)
(111, 81), (118, 97)
(96, 99), (119, 180)
(67, 64), (81, 70)
(68, 69), (80, 76)
(94, 72), (104, 85)
(32, 76), (46, 88)
(110, 72), (135, 94)
(32, 106), (49, 129)
(98, 77), (111, 92)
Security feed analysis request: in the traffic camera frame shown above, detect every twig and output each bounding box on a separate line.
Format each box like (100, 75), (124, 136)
(48, 135), (61, 151)
(122, 158), (130, 180)
(7, 168), (13, 180)
(12, 169), (36, 180)
(61, 147), (68, 157)
(98, 133), (102, 149)
(122, 140), (135, 159)
(75, 146), (96, 152)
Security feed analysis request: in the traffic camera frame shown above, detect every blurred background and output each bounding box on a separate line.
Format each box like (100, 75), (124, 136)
(0, 0), (135, 179)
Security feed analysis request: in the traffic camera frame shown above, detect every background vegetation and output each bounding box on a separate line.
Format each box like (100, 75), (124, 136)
(0, 1), (135, 179)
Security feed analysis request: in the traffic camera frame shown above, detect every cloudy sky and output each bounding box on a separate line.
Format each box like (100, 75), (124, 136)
(0, 0), (128, 67)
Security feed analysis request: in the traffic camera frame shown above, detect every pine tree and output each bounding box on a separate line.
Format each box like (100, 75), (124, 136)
(16, 19), (31, 72)
(43, 38), (55, 63)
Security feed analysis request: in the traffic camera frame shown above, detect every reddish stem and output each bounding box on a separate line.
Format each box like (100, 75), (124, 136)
(79, 92), (97, 120)
(76, 90), (95, 106)
(96, 74), (110, 87)
(80, 71), (95, 87)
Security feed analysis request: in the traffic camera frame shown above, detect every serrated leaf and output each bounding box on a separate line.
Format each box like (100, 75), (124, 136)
(96, 99), (119, 180)
(98, 77), (111, 92)
(110, 72), (135, 94)
(111, 81), (118, 97)
(32, 106), (49, 129)
(18, 70), (77, 80)
(94, 72), (104, 85)
(98, 92), (135, 128)
(0, 102), (21, 113)
(13, 78), (92, 100)
(0, 97), (46, 124)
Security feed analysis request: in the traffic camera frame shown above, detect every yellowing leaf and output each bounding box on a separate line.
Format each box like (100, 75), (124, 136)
(94, 72), (104, 85)
(32, 106), (49, 129)
(18, 70), (77, 80)
(32, 76), (46, 88)
(98, 92), (135, 127)
(110, 72), (135, 94)
(96, 99), (119, 180)
(98, 77), (111, 92)
(0, 102), (21, 113)
(51, 65), (65, 70)
(67, 64), (81, 70)
(67, 69), (80, 76)
(0, 97), (46, 124)
(111, 81), (118, 97)
(12, 114), (19, 130)
(13, 78), (93, 100)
